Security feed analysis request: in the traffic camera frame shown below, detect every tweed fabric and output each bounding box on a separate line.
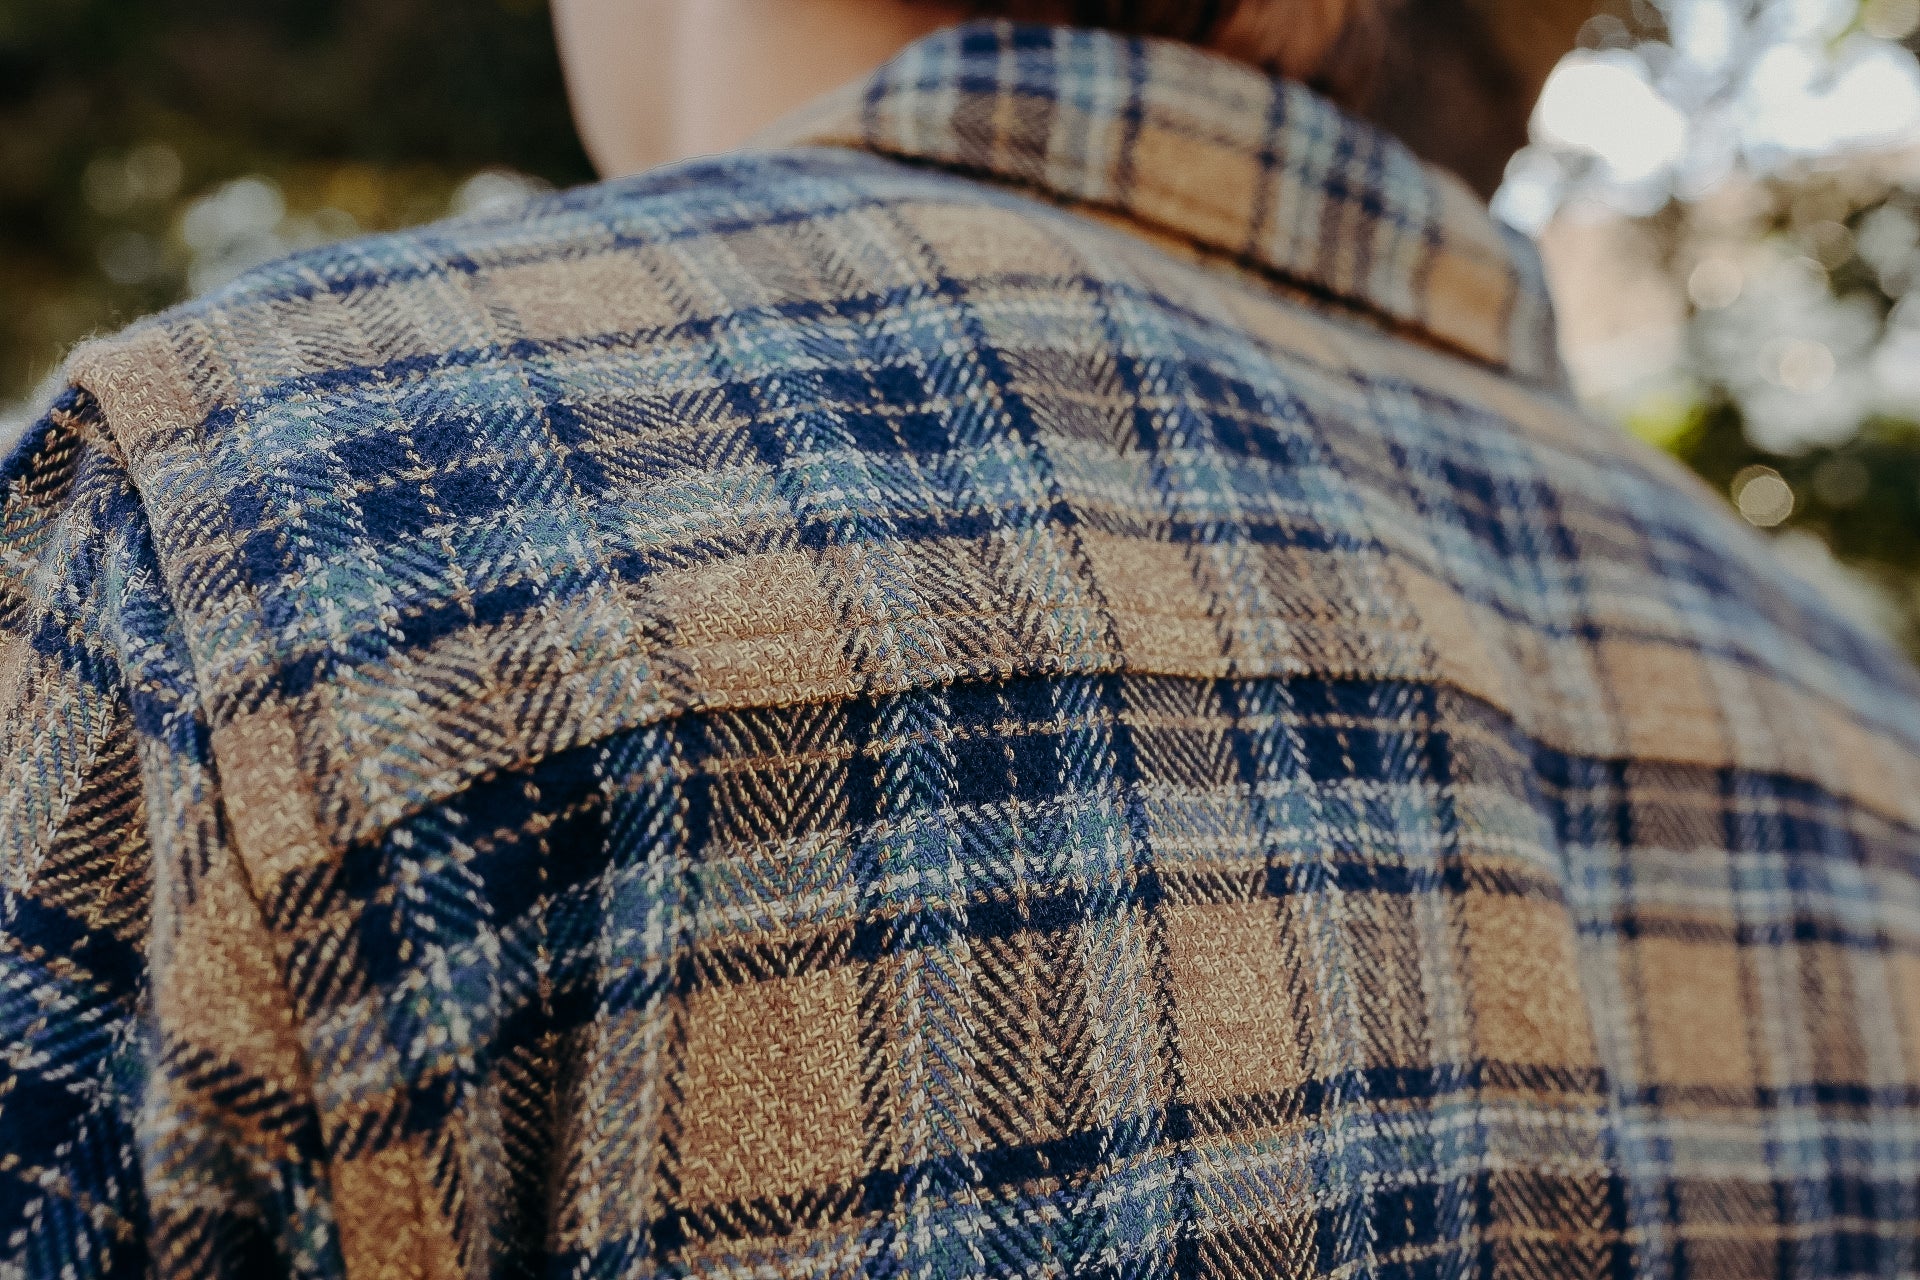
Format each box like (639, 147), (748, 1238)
(6, 19), (1920, 1280)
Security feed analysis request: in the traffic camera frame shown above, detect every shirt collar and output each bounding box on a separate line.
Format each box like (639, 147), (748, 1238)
(760, 20), (1568, 389)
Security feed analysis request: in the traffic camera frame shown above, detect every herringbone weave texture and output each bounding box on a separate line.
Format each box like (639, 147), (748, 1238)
(5, 20), (1920, 1280)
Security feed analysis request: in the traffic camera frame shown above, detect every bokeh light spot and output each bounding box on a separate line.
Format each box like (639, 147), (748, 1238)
(1813, 456), (1871, 507)
(1734, 466), (1797, 525)
(1773, 338), (1837, 392)
(1688, 257), (1744, 309)
(1536, 51), (1689, 186)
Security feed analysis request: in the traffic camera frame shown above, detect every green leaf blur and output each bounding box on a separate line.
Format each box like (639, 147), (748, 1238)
(0, 0), (593, 400)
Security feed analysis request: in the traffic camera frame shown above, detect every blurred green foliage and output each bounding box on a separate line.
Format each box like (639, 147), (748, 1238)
(0, 0), (593, 398)
(1674, 400), (1920, 652)
(2, 0), (1918, 660)
(1645, 170), (1920, 656)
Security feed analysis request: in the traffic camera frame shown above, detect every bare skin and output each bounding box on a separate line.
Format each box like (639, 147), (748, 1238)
(550, 0), (1593, 199)
(554, 0), (970, 178)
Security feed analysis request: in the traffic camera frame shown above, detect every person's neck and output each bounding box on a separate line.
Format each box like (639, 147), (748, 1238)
(663, 0), (969, 164)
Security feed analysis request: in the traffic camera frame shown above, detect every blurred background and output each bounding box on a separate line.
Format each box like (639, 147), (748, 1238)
(3, 0), (1919, 657)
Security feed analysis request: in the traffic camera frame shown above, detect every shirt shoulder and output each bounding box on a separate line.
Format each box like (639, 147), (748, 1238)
(53, 145), (1153, 863)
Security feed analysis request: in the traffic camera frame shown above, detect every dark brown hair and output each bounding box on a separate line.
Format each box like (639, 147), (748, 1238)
(960, 0), (1393, 105)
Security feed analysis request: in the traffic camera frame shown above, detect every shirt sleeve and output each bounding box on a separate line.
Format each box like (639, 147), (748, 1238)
(0, 388), (341, 1279)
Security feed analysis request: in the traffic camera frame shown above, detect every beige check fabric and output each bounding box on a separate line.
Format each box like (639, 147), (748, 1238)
(4, 19), (1920, 1280)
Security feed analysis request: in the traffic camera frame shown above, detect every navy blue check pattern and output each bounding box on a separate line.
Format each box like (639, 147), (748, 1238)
(4, 19), (1920, 1280)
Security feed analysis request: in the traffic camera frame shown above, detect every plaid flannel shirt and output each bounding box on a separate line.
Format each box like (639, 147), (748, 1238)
(6, 20), (1920, 1280)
